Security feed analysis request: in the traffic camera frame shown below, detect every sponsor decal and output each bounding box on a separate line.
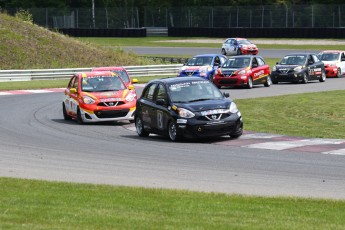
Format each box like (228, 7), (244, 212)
(100, 98), (123, 102)
(253, 70), (264, 77)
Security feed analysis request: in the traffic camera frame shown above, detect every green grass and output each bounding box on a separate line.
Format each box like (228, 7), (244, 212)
(236, 90), (345, 139)
(78, 37), (345, 50)
(1, 177), (345, 229)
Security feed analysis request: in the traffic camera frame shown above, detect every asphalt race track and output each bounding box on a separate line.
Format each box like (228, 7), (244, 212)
(1, 57), (345, 200)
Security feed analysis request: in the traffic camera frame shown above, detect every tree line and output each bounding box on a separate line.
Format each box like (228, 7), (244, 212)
(1, 0), (344, 8)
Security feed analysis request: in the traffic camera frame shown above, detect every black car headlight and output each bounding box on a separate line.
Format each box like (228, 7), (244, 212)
(177, 108), (195, 118)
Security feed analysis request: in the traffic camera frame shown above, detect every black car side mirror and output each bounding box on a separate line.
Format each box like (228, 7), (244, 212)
(223, 92), (230, 98)
(156, 99), (166, 106)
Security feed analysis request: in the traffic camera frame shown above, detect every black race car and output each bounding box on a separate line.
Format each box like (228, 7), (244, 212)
(135, 77), (243, 141)
(271, 53), (326, 84)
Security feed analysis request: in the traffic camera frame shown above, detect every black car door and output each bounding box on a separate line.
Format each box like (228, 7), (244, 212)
(139, 83), (158, 128)
(149, 83), (171, 134)
(307, 54), (322, 80)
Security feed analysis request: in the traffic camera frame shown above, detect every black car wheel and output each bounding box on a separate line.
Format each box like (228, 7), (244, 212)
(264, 76), (272, 87)
(301, 73), (309, 84)
(236, 48), (242, 55)
(221, 48), (227, 55)
(246, 77), (253, 89)
(337, 68), (342, 78)
(168, 121), (181, 142)
(319, 70), (326, 82)
(209, 74), (214, 83)
(135, 116), (149, 137)
(62, 102), (71, 120)
(76, 107), (84, 124)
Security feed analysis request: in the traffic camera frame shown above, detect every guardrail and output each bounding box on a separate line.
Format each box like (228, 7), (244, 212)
(0, 64), (183, 82)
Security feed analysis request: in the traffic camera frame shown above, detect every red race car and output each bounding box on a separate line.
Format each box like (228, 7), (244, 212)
(63, 71), (137, 124)
(317, 50), (345, 78)
(213, 55), (271, 89)
(92, 66), (138, 86)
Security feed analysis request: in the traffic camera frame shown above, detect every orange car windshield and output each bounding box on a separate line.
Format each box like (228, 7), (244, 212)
(82, 76), (126, 92)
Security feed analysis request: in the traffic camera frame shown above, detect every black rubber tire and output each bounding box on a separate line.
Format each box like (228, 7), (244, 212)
(135, 116), (149, 137)
(264, 76), (272, 87)
(62, 102), (72, 120)
(221, 48), (227, 55)
(168, 121), (181, 142)
(236, 48), (242, 55)
(319, 70), (326, 82)
(301, 73), (309, 84)
(246, 77), (253, 89)
(77, 107), (83, 124)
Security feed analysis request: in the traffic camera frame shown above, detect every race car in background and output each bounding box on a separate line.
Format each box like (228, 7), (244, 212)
(317, 50), (345, 78)
(63, 71), (137, 124)
(213, 55), (271, 89)
(177, 54), (227, 81)
(270, 53), (326, 84)
(221, 38), (259, 56)
(92, 66), (138, 86)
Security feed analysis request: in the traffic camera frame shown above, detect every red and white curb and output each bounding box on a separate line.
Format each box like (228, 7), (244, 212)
(126, 127), (345, 155)
(0, 88), (65, 96)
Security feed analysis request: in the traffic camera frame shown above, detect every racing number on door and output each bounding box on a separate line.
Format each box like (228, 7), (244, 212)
(157, 111), (164, 130)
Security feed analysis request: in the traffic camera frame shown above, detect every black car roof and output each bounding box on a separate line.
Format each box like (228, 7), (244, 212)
(148, 76), (208, 84)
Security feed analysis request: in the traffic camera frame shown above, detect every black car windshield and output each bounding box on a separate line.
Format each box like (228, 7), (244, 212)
(186, 56), (213, 66)
(223, 57), (251, 68)
(168, 81), (223, 103)
(280, 55), (307, 65)
(319, 53), (340, 61)
(82, 76), (126, 92)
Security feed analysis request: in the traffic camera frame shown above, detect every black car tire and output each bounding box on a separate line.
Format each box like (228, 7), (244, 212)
(301, 73), (309, 84)
(221, 48), (227, 55)
(135, 116), (149, 137)
(337, 68), (342, 78)
(76, 107), (84, 124)
(319, 70), (326, 82)
(209, 74), (214, 83)
(236, 48), (242, 55)
(264, 76), (272, 87)
(62, 102), (72, 120)
(246, 77), (253, 89)
(168, 121), (181, 142)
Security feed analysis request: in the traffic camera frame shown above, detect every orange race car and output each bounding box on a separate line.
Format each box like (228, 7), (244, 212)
(62, 71), (137, 124)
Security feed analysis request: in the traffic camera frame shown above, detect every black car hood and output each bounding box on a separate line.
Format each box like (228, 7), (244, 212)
(174, 99), (230, 112)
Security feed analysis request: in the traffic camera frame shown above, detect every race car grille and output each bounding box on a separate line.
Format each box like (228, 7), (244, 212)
(278, 69), (292, 74)
(221, 71), (234, 77)
(185, 71), (197, 76)
(97, 101), (125, 107)
(192, 123), (236, 137)
(198, 113), (230, 121)
(218, 79), (238, 84)
(94, 109), (129, 118)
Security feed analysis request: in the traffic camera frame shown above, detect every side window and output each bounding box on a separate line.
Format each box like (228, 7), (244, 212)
(156, 84), (168, 105)
(252, 58), (258, 67)
(142, 83), (157, 101)
(312, 55), (320, 63)
(214, 56), (220, 65)
(68, 76), (76, 89)
(308, 55), (314, 64)
(257, 57), (265, 66)
(72, 76), (79, 90)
